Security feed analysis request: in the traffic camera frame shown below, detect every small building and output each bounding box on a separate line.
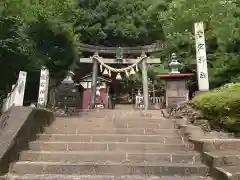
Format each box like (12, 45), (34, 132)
(78, 73), (112, 109)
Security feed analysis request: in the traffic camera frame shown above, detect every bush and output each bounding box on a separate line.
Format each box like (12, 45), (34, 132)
(190, 83), (240, 134)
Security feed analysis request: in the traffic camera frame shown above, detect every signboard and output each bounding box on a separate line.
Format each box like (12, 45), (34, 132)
(38, 66), (50, 107)
(194, 22), (209, 91)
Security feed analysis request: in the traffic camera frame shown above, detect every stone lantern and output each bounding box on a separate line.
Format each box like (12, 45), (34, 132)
(56, 70), (79, 111)
(156, 53), (194, 108)
(169, 53), (182, 74)
(62, 70), (75, 85)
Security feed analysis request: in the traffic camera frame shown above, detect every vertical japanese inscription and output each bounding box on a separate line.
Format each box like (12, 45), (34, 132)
(194, 22), (209, 91)
(38, 66), (49, 107)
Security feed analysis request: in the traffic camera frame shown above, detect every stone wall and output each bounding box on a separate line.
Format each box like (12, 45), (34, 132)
(162, 104), (240, 179)
(0, 106), (54, 175)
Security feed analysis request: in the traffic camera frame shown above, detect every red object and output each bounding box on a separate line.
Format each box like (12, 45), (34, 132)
(78, 73), (111, 109)
(81, 88), (108, 109)
(82, 88), (91, 109)
(156, 73), (195, 78)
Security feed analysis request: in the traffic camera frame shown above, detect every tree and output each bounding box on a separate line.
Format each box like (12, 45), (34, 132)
(75, 0), (167, 46)
(0, 0), (80, 104)
(0, 2), (40, 94)
(22, 0), (80, 84)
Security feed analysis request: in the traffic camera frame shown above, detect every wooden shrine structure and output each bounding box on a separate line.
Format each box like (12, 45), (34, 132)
(79, 42), (163, 110)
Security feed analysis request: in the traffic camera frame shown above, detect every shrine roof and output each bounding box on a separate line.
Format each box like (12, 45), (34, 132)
(79, 73), (112, 82)
(156, 73), (195, 78)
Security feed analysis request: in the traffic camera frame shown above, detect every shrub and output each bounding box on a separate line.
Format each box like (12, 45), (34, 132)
(190, 83), (240, 134)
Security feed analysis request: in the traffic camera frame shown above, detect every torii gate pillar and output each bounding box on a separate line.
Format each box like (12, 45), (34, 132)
(90, 53), (99, 109)
(141, 53), (149, 110)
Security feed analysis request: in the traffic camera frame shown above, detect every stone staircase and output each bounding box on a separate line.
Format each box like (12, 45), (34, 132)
(195, 139), (240, 180)
(1, 109), (211, 179)
(173, 115), (240, 180)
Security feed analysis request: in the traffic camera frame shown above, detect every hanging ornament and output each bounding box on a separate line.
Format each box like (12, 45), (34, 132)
(103, 68), (108, 76)
(135, 64), (139, 72)
(129, 68), (136, 75)
(116, 73), (122, 80)
(125, 70), (129, 78)
(100, 64), (103, 72)
(108, 69), (111, 77)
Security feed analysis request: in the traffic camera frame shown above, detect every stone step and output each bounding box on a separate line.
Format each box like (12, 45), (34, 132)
(203, 151), (240, 167)
(1, 174), (214, 180)
(55, 116), (168, 122)
(50, 121), (175, 129)
(28, 141), (192, 152)
(44, 127), (179, 135)
(78, 109), (160, 115)
(81, 116), (164, 120)
(191, 139), (240, 152)
(19, 150), (201, 164)
(10, 161), (209, 176)
(212, 166), (240, 180)
(37, 134), (182, 143)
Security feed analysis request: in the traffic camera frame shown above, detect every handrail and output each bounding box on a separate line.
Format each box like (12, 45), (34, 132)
(1, 71), (27, 113)
(6, 83), (18, 101)
(79, 42), (163, 54)
(2, 83), (18, 113)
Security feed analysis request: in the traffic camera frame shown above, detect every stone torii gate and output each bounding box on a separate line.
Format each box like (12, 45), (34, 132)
(79, 43), (162, 110)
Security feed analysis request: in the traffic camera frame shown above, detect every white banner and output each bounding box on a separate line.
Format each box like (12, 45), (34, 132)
(38, 66), (50, 107)
(194, 22), (209, 91)
(15, 71), (27, 106)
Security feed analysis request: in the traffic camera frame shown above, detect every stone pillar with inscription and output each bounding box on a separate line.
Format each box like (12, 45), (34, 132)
(194, 22), (209, 91)
(37, 66), (50, 108)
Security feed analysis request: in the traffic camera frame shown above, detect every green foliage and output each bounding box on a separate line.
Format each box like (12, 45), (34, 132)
(190, 83), (240, 134)
(0, 6), (37, 92)
(161, 0), (240, 88)
(1, 0), (240, 104)
(75, 0), (166, 46)
(0, 0), (79, 102)
(23, 0), (80, 82)
(27, 16), (79, 81)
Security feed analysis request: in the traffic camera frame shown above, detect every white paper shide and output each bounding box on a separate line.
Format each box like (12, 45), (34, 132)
(38, 66), (50, 107)
(194, 22), (209, 91)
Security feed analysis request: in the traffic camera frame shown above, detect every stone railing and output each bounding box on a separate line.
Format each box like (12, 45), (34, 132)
(150, 96), (164, 105)
(2, 84), (18, 113)
(2, 71), (27, 113)
(135, 96), (164, 109)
